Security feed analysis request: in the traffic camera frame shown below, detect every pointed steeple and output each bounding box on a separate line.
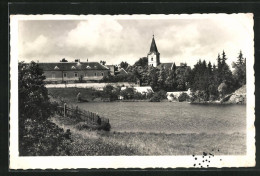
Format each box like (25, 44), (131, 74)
(149, 35), (159, 53)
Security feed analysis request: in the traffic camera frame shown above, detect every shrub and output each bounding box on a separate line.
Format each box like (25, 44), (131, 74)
(19, 118), (72, 156)
(150, 90), (167, 102)
(157, 90), (167, 99)
(146, 90), (154, 99)
(133, 91), (146, 100)
(102, 85), (118, 101)
(178, 92), (190, 102)
(149, 93), (161, 102)
(120, 87), (135, 99)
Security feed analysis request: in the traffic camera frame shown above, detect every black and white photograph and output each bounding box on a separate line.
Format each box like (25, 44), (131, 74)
(9, 14), (255, 169)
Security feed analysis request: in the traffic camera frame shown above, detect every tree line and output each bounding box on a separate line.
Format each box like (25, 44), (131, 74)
(188, 50), (246, 101)
(102, 50), (246, 101)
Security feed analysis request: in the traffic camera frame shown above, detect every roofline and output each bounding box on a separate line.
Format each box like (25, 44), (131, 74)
(119, 68), (128, 74)
(37, 61), (100, 64)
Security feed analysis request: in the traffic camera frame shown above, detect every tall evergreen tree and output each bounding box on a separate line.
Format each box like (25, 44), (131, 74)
(233, 50), (246, 87)
(165, 69), (175, 91)
(172, 62), (176, 72)
(217, 53), (222, 70)
(158, 67), (167, 90)
(147, 66), (159, 91)
(221, 50), (227, 65)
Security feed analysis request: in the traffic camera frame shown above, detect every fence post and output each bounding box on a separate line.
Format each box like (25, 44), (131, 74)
(64, 103), (67, 117)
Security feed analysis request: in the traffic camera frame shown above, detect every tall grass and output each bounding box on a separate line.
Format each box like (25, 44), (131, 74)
(51, 115), (246, 156)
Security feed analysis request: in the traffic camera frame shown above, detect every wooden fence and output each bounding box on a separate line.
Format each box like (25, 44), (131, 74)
(56, 103), (110, 127)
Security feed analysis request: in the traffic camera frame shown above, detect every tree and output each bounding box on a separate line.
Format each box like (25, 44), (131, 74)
(120, 87), (135, 99)
(100, 60), (106, 65)
(165, 70), (175, 91)
(60, 58), (68, 62)
(19, 61), (50, 122)
(119, 61), (129, 70)
(134, 57), (148, 68)
(176, 66), (190, 91)
(19, 61), (71, 156)
(178, 92), (190, 102)
(147, 66), (159, 91)
(233, 50), (246, 87)
(218, 82), (227, 98)
(149, 90), (167, 102)
(158, 67), (167, 90)
(221, 50), (227, 65)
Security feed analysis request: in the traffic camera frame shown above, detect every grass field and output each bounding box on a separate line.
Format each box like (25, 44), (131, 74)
(51, 115), (246, 156)
(48, 87), (97, 102)
(48, 88), (246, 156)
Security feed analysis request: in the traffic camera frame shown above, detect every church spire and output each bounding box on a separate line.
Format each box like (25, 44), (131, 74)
(149, 34), (159, 53)
(147, 34), (160, 67)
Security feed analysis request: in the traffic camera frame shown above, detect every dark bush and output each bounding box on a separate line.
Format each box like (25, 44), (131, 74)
(149, 93), (161, 102)
(102, 85), (118, 101)
(178, 92), (190, 102)
(19, 119), (72, 156)
(150, 90), (167, 102)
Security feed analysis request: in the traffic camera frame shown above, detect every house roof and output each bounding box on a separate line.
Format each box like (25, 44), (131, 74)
(149, 35), (159, 54)
(115, 68), (128, 76)
(157, 63), (173, 70)
(156, 63), (191, 70)
(37, 62), (109, 71)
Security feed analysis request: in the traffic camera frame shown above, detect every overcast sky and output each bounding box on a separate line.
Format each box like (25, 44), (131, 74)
(18, 14), (253, 67)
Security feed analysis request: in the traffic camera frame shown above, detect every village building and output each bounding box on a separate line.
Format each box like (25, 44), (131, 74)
(38, 59), (109, 83)
(115, 68), (128, 76)
(147, 35), (190, 71)
(104, 65), (115, 76)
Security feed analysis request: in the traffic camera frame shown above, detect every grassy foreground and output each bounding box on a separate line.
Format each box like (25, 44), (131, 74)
(51, 115), (246, 156)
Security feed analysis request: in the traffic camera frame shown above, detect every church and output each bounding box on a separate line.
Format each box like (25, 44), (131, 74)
(147, 35), (186, 70)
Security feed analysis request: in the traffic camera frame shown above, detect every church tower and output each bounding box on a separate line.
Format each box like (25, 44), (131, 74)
(147, 35), (160, 67)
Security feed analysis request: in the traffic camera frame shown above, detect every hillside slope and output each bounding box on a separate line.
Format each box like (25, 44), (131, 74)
(226, 85), (246, 104)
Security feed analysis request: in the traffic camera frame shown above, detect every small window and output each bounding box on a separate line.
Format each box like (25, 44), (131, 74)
(71, 66), (76, 69)
(101, 72), (104, 76)
(151, 64), (153, 66)
(151, 57), (153, 61)
(63, 73), (67, 78)
(86, 65), (91, 69)
(94, 72), (97, 76)
(74, 72), (78, 77)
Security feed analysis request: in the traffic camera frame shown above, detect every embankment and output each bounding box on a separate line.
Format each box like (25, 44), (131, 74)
(225, 85), (246, 104)
(191, 85), (246, 105)
(48, 87), (98, 102)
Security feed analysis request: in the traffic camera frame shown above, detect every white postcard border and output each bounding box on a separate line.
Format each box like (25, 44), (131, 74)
(9, 14), (255, 169)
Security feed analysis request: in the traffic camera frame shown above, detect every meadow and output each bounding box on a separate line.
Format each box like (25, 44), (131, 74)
(48, 88), (246, 155)
(51, 108), (246, 156)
